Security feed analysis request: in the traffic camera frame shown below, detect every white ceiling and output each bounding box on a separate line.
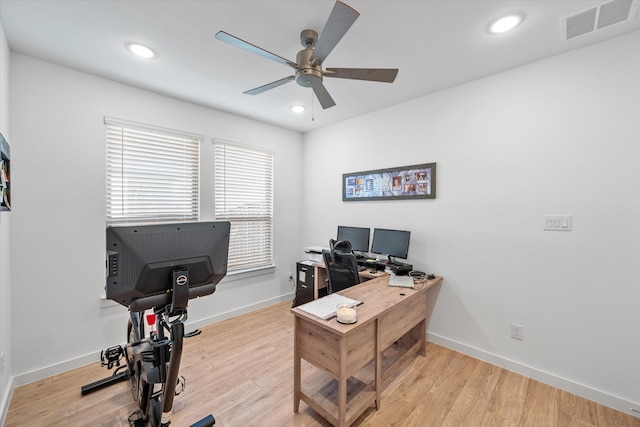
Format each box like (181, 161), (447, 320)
(1, 0), (639, 133)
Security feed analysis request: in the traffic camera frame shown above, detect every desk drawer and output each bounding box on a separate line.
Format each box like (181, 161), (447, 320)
(379, 293), (426, 350)
(298, 319), (376, 378)
(299, 320), (340, 375)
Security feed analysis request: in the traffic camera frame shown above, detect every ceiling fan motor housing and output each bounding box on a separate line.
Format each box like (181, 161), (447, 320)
(295, 46), (323, 88)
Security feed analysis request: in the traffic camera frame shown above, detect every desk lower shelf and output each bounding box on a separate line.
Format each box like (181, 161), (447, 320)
(300, 374), (376, 427)
(380, 335), (425, 386)
(298, 333), (425, 426)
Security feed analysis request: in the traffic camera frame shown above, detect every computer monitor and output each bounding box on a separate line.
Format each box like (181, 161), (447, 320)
(337, 225), (370, 254)
(106, 221), (230, 312)
(370, 228), (411, 262)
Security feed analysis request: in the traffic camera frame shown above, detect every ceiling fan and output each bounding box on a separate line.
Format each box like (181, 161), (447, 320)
(215, 0), (399, 109)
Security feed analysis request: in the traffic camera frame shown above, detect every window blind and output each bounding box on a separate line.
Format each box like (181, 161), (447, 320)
(214, 140), (273, 271)
(105, 118), (201, 224)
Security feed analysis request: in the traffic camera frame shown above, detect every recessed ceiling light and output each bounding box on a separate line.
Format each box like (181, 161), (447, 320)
(489, 14), (523, 34)
(290, 105), (306, 113)
(127, 43), (156, 58)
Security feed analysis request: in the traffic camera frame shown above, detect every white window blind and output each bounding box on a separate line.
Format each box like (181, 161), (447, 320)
(105, 117), (201, 224)
(214, 140), (273, 272)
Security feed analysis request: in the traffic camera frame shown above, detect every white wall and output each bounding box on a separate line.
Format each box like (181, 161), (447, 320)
(0, 21), (12, 425)
(8, 53), (303, 385)
(303, 31), (640, 414)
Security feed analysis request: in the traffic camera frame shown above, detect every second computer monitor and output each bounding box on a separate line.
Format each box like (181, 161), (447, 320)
(336, 225), (370, 253)
(370, 228), (411, 261)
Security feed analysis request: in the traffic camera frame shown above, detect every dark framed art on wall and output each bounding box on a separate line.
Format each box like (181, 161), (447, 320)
(342, 162), (436, 201)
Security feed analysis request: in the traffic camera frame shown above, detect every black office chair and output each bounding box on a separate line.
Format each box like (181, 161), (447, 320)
(322, 239), (360, 294)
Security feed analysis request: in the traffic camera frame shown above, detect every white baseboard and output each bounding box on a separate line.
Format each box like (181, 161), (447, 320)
(187, 293), (293, 332)
(13, 293), (294, 389)
(427, 332), (640, 419)
(1, 375), (15, 426)
(13, 350), (101, 388)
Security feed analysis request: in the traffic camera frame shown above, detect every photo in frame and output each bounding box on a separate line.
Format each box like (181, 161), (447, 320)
(342, 163), (436, 201)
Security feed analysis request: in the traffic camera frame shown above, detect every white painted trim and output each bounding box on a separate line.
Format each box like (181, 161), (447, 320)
(186, 292), (292, 331)
(427, 332), (640, 419)
(0, 375), (15, 426)
(13, 350), (100, 388)
(13, 293), (293, 388)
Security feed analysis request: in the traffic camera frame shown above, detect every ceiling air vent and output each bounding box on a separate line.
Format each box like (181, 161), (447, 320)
(561, 0), (639, 40)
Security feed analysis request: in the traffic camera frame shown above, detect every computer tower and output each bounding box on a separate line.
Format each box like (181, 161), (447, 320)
(292, 261), (315, 307)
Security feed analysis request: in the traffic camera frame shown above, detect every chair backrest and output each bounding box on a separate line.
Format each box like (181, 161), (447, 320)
(322, 245), (360, 294)
(330, 238), (352, 255)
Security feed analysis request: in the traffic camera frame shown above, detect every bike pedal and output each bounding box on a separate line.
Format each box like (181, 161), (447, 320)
(100, 345), (124, 369)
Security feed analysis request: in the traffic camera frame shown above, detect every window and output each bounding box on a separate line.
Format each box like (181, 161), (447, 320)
(214, 140), (273, 272)
(105, 117), (201, 224)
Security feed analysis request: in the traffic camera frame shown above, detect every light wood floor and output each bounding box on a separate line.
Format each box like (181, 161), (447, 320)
(5, 300), (640, 427)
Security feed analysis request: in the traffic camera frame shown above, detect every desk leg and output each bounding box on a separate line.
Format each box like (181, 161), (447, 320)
(338, 337), (347, 427)
(375, 318), (381, 409)
(293, 317), (301, 413)
(419, 318), (427, 357)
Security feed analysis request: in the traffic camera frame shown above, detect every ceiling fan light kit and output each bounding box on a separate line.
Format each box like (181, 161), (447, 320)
(215, 0), (399, 110)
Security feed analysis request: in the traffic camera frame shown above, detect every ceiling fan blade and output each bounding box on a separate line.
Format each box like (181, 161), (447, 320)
(312, 83), (336, 109)
(243, 76), (296, 95)
(312, 1), (359, 63)
(325, 68), (399, 83)
(216, 31), (297, 69)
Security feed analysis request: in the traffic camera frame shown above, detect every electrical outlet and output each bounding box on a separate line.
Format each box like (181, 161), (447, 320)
(511, 324), (524, 341)
(0, 352), (5, 373)
(288, 272), (293, 281)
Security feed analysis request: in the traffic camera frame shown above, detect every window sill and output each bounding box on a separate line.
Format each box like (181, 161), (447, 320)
(222, 264), (276, 283)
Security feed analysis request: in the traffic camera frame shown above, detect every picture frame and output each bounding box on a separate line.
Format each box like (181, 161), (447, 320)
(0, 133), (10, 211)
(342, 162), (436, 201)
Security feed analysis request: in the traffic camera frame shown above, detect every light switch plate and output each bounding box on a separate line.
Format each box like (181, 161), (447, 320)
(544, 215), (572, 231)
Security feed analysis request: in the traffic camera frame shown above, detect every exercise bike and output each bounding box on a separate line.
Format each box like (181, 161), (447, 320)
(124, 288), (213, 427)
(82, 221), (230, 427)
(84, 270), (215, 427)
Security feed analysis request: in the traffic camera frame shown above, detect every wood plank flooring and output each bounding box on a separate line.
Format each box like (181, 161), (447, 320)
(5, 301), (639, 427)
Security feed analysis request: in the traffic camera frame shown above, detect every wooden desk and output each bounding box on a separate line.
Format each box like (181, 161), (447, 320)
(291, 275), (443, 427)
